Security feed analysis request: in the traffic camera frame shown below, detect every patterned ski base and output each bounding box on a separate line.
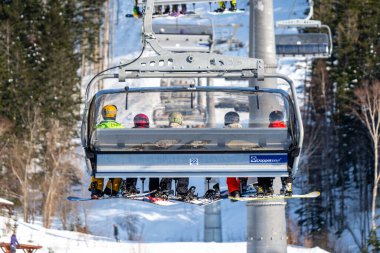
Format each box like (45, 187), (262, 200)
(229, 191), (320, 202)
(208, 9), (245, 15)
(67, 190), (156, 202)
(143, 196), (177, 206)
(169, 197), (223, 206)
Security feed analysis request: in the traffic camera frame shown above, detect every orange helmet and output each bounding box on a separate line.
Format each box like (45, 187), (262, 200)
(102, 105), (117, 119)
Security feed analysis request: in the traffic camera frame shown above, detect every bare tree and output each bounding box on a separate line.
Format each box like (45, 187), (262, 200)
(4, 108), (41, 222)
(41, 119), (81, 228)
(353, 80), (380, 233)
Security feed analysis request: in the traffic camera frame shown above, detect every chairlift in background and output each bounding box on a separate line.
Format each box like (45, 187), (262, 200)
(152, 14), (213, 52)
(275, 0), (332, 58)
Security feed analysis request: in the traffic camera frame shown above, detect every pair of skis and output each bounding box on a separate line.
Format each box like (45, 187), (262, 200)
(67, 190), (222, 206)
(67, 190), (320, 206)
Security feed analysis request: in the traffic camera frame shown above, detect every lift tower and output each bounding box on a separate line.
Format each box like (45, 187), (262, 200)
(248, 1), (287, 252)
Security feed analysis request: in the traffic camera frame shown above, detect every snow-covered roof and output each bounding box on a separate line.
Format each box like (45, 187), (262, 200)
(0, 197), (14, 206)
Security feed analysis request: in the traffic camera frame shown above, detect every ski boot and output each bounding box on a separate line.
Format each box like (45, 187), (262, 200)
(228, 2), (237, 12)
(214, 2), (226, 12)
(120, 178), (139, 197)
(153, 5), (162, 16)
(90, 182), (103, 199)
(280, 183), (293, 196)
(155, 190), (172, 200)
(180, 4), (187, 14)
(163, 5), (170, 15)
(229, 190), (240, 202)
(255, 185), (265, 197)
(265, 186), (274, 196)
(239, 178), (248, 194)
(204, 183), (221, 200)
(178, 186), (197, 202)
(133, 6), (142, 19)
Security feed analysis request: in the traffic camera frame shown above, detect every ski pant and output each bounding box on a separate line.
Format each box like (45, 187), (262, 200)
(226, 177), (247, 193)
(105, 178), (122, 192)
(257, 177), (274, 189)
(89, 176), (121, 193)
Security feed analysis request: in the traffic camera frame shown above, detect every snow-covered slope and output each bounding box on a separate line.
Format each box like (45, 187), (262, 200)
(0, 216), (329, 253)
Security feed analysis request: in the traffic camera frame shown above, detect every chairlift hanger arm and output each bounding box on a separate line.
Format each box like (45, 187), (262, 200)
(118, 53), (265, 81)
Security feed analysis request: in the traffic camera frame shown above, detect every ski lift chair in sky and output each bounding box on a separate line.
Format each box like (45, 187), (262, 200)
(81, 0), (303, 179)
(152, 14), (213, 53)
(275, 0), (333, 58)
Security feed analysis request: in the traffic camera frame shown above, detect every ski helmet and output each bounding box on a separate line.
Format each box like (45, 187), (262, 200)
(269, 111), (284, 122)
(133, 113), (150, 128)
(224, 111), (240, 126)
(102, 105), (117, 119)
(169, 112), (183, 125)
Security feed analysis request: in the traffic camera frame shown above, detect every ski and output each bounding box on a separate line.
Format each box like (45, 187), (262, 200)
(207, 9), (245, 15)
(67, 190), (156, 202)
(229, 191), (320, 202)
(143, 196), (177, 206)
(169, 196), (223, 206)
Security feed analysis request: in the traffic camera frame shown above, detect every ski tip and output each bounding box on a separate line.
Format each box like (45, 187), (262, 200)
(228, 190), (321, 202)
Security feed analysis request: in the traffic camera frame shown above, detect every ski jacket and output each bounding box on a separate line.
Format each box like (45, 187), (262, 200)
(225, 123), (242, 128)
(225, 122), (243, 193)
(168, 122), (182, 128)
(96, 120), (123, 129)
(268, 120), (286, 128)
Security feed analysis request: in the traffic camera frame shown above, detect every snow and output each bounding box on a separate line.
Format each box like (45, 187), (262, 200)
(0, 216), (328, 253)
(0, 198), (13, 206)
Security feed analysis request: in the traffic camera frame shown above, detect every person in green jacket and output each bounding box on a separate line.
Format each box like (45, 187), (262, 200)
(89, 105), (123, 199)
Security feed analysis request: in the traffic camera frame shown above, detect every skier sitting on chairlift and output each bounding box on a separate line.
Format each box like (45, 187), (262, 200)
(256, 110), (292, 196)
(120, 113), (151, 196)
(153, 112), (196, 201)
(89, 105), (123, 199)
(224, 111), (248, 199)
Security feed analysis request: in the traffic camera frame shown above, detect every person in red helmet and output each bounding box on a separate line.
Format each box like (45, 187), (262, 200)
(121, 113), (150, 196)
(256, 110), (290, 196)
(224, 111), (248, 199)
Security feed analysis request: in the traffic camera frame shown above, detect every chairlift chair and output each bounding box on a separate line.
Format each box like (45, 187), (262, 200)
(152, 14), (214, 53)
(81, 0), (304, 179)
(275, 0), (333, 58)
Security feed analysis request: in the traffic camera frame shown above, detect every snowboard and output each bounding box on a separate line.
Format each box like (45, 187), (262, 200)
(67, 190), (156, 202)
(208, 9), (245, 15)
(229, 191), (320, 202)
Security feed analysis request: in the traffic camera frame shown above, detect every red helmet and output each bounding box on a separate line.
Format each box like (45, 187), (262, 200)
(134, 113), (150, 128)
